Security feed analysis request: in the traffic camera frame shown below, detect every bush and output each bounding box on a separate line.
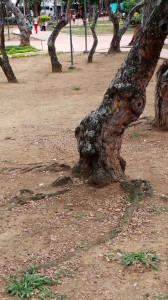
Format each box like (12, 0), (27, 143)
(130, 13), (142, 26)
(38, 15), (50, 24)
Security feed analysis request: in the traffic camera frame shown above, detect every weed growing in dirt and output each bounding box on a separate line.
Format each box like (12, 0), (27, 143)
(156, 293), (168, 299)
(128, 131), (141, 139)
(106, 249), (160, 270)
(147, 203), (168, 213)
(73, 86), (80, 91)
(4, 271), (67, 299)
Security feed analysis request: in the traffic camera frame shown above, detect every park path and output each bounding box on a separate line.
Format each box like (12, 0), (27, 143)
(5, 22), (168, 59)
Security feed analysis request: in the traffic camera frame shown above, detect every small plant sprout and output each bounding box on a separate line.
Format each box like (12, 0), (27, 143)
(106, 249), (160, 270)
(128, 131), (141, 139)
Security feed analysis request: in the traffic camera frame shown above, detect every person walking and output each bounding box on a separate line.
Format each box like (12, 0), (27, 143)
(33, 17), (38, 33)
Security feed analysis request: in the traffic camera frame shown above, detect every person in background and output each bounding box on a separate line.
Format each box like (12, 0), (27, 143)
(72, 13), (76, 24)
(33, 17), (38, 33)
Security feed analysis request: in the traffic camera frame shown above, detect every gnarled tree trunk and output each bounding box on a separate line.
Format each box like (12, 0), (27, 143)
(5, 0), (31, 46)
(48, 0), (70, 73)
(153, 61), (168, 130)
(87, 10), (100, 63)
(0, 7), (18, 83)
(108, 3), (144, 54)
(72, 1), (168, 187)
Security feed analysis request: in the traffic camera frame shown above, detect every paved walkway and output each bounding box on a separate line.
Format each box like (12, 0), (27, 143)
(5, 26), (168, 59)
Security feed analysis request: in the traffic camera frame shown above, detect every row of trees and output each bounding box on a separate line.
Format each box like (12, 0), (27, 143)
(0, 0), (168, 187)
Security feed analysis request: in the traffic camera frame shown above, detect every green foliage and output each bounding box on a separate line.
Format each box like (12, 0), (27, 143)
(1, 46), (39, 55)
(4, 271), (67, 300)
(107, 249), (160, 270)
(123, 0), (136, 14)
(128, 131), (141, 139)
(131, 13), (142, 25)
(38, 15), (50, 24)
(147, 203), (168, 213)
(156, 293), (168, 300)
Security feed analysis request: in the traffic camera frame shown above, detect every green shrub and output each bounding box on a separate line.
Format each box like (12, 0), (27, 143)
(131, 14), (142, 26)
(38, 15), (50, 24)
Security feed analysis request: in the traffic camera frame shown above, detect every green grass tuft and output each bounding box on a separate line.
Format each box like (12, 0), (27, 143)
(4, 271), (67, 299)
(107, 249), (160, 270)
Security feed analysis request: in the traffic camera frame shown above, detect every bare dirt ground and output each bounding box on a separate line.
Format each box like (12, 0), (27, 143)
(0, 51), (167, 300)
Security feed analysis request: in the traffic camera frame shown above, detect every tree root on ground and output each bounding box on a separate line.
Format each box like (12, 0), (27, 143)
(9, 188), (70, 206)
(27, 179), (153, 272)
(1, 162), (71, 173)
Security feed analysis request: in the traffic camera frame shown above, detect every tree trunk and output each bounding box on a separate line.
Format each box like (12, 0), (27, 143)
(6, 0), (31, 46)
(33, 0), (39, 17)
(87, 10), (100, 63)
(108, 3), (144, 54)
(0, 11), (18, 83)
(153, 61), (168, 130)
(48, 0), (70, 73)
(48, 20), (68, 72)
(72, 1), (168, 187)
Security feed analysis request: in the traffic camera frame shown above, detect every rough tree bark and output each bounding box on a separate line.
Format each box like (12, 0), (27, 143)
(87, 10), (100, 63)
(107, 2), (143, 54)
(5, 0), (31, 46)
(48, 0), (70, 73)
(153, 61), (168, 130)
(72, 1), (168, 187)
(0, 6), (18, 83)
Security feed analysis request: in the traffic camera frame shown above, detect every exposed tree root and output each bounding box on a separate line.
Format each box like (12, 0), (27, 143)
(128, 117), (153, 128)
(9, 188), (70, 206)
(27, 179), (152, 272)
(1, 162), (71, 173)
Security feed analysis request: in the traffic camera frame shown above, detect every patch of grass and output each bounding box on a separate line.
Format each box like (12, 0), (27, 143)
(76, 210), (102, 220)
(147, 203), (168, 213)
(4, 45), (39, 54)
(4, 271), (67, 299)
(128, 131), (141, 139)
(156, 293), (168, 300)
(106, 249), (160, 270)
(143, 115), (153, 122)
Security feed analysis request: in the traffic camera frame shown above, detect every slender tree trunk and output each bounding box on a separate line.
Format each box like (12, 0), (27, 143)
(108, 3), (143, 54)
(6, 0), (31, 46)
(87, 10), (100, 63)
(153, 61), (168, 130)
(0, 10), (18, 83)
(48, 0), (70, 73)
(33, 0), (39, 17)
(72, 1), (168, 187)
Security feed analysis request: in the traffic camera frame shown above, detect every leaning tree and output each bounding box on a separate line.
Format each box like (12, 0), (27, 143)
(0, 0), (18, 83)
(153, 60), (168, 130)
(72, 0), (168, 187)
(48, 0), (71, 73)
(5, 0), (31, 46)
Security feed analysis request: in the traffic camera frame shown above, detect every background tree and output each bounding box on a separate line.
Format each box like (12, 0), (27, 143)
(48, 0), (71, 73)
(0, 0), (18, 83)
(5, 0), (31, 46)
(153, 61), (168, 130)
(87, 9), (101, 63)
(106, 0), (143, 54)
(72, 0), (168, 187)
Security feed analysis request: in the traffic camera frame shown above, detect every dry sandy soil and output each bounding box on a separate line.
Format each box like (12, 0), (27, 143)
(0, 51), (167, 300)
